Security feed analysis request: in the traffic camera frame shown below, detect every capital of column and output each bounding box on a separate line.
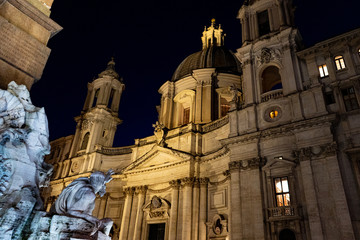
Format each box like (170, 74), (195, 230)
(229, 161), (241, 171)
(169, 179), (181, 188)
(181, 177), (196, 187)
(199, 177), (209, 186)
(123, 187), (135, 196)
(135, 185), (148, 194)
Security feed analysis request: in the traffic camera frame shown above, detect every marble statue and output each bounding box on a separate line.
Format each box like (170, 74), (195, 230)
(50, 170), (115, 236)
(0, 81), (52, 239)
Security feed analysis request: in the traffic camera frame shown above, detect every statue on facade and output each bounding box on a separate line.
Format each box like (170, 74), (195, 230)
(50, 170), (115, 236)
(153, 121), (167, 147)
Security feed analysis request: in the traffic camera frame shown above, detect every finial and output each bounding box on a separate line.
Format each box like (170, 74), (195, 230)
(211, 18), (216, 26)
(108, 57), (115, 66)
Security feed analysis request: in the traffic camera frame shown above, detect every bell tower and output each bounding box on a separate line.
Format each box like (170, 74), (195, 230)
(236, 0), (302, 106)
(69, 58), (125, 157)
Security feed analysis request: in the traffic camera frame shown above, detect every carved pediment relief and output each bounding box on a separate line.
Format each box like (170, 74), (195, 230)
(122, 145), (193, 173)
(143, 195), (171, 220)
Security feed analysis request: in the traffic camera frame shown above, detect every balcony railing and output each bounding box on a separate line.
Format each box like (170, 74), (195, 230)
(268, 206), (296, 219)
(261, 89), (283, 102)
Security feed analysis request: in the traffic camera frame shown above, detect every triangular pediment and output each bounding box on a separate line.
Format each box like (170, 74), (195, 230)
(122, 145), (193, 172)
(262, 157), (296, 170)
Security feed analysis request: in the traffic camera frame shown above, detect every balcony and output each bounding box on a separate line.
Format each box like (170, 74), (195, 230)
(268, 206), (300, 221)
(261, 89), (283, 102)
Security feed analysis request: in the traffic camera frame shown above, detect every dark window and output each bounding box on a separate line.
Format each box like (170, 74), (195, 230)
(80, 132), (90, 150)
(92, 88), (100, 107)
(262, 66), (282, 93)
(108, 88), (115, 109)
(220, 97), (230, 117)
(274, 177), (291, 207)
(148, 223), (165, 240)
(342, 87), (359, 111)
(258, 10), (270, 36)
(324, 91), (336, 105)
(183, 107), (190, 125)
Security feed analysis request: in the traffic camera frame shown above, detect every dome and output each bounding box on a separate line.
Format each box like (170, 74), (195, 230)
(171, 46), (241, 82)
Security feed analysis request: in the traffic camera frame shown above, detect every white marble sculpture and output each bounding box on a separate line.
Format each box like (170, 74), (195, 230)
(0, 81), (52, 239)
(50, 170), (115, 237)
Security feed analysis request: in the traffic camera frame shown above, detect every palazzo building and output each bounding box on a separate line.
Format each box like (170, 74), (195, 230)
(43, 0), (360, 239)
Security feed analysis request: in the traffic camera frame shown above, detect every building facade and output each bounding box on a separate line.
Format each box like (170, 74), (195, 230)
(43, 0), (360, 239)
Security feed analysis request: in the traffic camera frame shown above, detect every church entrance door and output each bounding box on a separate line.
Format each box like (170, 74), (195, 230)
(148, 223), (165, 240)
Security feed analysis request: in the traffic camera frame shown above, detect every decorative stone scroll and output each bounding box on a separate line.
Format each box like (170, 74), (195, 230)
(206, 214), (228, 238)
(256, 47), (282, 67)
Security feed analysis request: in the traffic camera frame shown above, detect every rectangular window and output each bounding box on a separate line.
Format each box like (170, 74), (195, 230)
(342, 87), (359, 111)
(274, 177), (291, 207)
(220, 104), (230, 117)
(183, 107), (190, 125)
(318, 64), (329, 77)
(335, 55), (346, 70)
(258, 10), (270, 37)
(324, 91), (336, 105)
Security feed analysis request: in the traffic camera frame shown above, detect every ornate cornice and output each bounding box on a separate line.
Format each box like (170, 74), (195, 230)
(229, 157), (265, 171)
(293, 142), (337, 161)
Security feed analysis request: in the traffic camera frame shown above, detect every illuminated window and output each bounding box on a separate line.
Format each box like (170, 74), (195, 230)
(269, 110), (279, 119)
(334, 55), (346, 70)
(183, 107), (190, 125)
(274, 177), (291, 207)
(318, 64), (329, 77)
(342, 87), (359, 111)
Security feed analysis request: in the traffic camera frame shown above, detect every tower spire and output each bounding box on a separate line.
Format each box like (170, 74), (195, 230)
(201, 19), (225, 49)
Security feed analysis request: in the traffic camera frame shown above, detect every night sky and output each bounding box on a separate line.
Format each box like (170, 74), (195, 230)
(30, 0), (360, 147)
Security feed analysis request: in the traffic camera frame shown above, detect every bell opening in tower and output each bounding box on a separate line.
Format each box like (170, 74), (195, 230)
(258, 10), (270, 37)
(148, 223), (165, 240)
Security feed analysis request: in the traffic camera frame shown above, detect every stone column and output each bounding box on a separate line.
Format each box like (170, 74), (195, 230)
(195, 82), (203, 123)
(229, 161), (242, 240)
(169, 180), (180, 240)
(181, 177), (194, 239)
(298, 152), (324, 240)
(276, 0), (285, 27)
(133, 186), (147, 240)
(192, 179), (200, 240)
(119, 187), (134, 240)
(127, 190), (139, 240)
(199, 178), (209, 240)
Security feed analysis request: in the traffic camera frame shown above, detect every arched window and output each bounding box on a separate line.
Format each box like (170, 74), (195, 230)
(279, 229), (296, 240)
(92, 88), (100, 107)
(262, 66), (282, 93)
(334, 55), (346, 70)
(107, 88), (115, 109)
(80, 132), (90, 150)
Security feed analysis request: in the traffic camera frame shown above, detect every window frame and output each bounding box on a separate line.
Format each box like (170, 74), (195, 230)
(341, 86), (359, 111)
(318, 64), (329, 78)
(273, 176), (291, 207)
(334, 55), (346, 71)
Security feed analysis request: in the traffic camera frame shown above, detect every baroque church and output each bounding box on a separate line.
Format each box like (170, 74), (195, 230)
(42, 0), (360, 239)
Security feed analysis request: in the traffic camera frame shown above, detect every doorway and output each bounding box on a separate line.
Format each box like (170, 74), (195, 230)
(148, 223), (165, 240)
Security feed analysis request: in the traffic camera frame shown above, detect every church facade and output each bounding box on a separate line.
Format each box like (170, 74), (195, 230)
(43, 0), (360, 239)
